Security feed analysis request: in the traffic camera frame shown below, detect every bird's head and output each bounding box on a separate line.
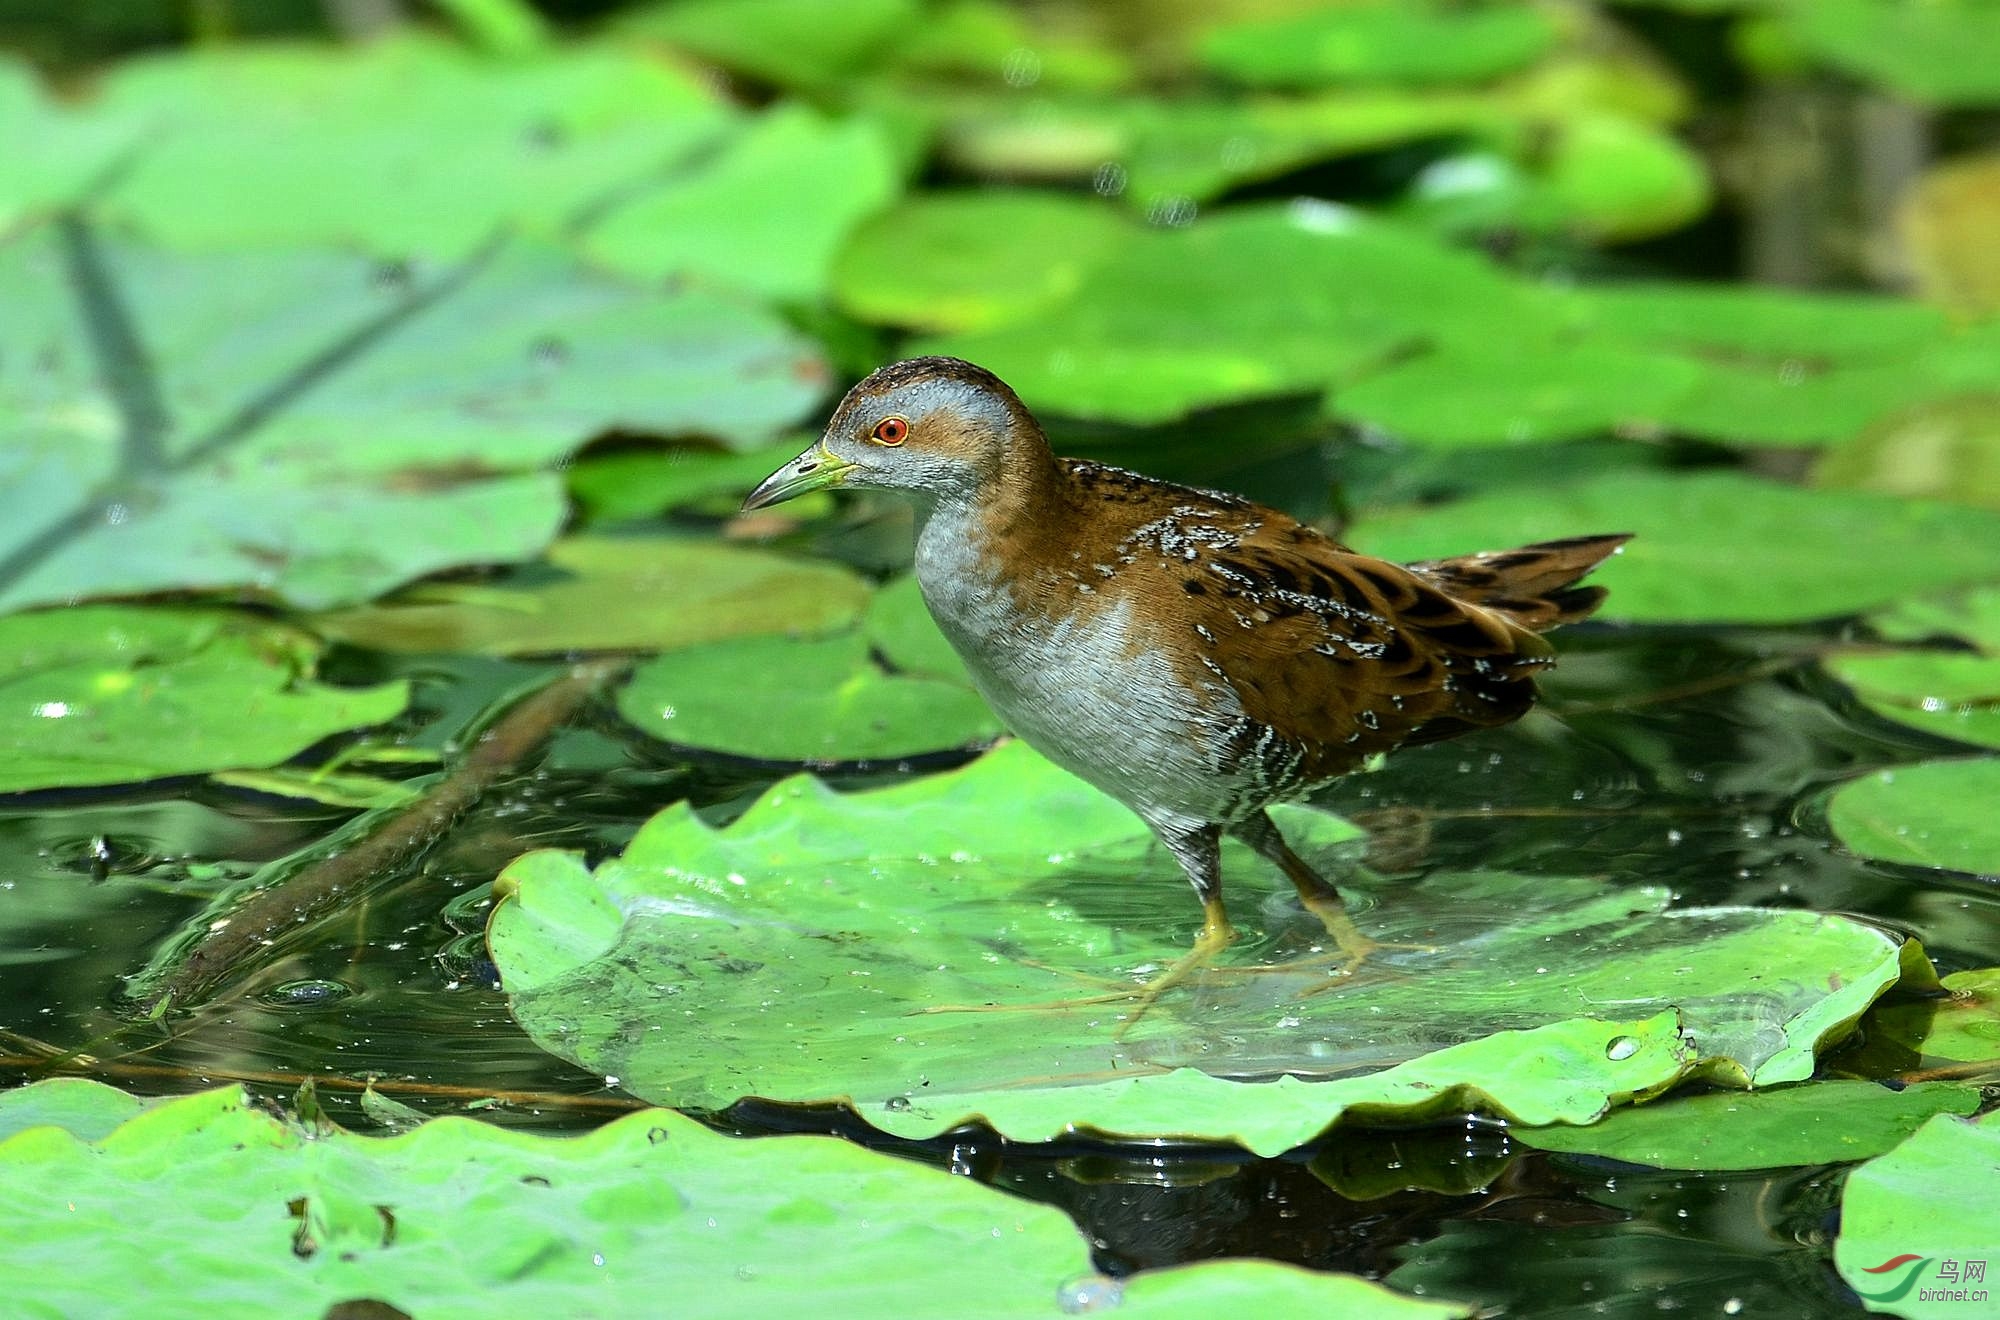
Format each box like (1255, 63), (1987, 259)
(743, 357), (1044, 512)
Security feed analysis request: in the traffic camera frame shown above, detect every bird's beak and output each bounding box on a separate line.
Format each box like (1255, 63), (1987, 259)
(741, 440), (858, 512)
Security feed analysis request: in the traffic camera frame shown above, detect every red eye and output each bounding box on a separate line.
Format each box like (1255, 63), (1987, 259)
(871, 416), (909, 446)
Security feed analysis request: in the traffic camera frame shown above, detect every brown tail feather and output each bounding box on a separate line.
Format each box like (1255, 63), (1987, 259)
(1408, 534), (1630, 631)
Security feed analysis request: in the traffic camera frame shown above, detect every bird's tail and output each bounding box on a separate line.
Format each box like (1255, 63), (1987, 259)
(1408, 534), (1631, 632)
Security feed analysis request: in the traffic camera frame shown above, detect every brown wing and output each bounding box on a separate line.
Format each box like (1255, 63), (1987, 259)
(1180, 520), (1553, 781)
(1049, 460), (1624, 792)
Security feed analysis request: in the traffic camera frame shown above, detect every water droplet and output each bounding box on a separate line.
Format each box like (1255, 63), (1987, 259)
(1057, 1275), (1124, 1314)
(1092, 163), (1127, 197)
(1146, 195), (1197, 228)
(1001, 47), (1041, 88)
(884, 1096), (912, 1112)
(1605, 1035), (1641, 1061)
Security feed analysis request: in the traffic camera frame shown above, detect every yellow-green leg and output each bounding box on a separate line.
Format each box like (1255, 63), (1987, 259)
(1231, 811), (1398, 976)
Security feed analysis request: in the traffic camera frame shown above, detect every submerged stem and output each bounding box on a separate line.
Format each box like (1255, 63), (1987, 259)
(135, 659), (626, 1015)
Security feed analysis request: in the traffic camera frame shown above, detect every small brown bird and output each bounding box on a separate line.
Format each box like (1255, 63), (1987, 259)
(745, 357), (1626, 995)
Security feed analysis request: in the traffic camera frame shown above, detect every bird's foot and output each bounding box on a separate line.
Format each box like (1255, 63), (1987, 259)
(913, 909), (1239, 1029)
(1290, 894), (1433, 994)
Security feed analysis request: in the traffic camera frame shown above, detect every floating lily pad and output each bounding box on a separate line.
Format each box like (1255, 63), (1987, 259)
(0, 606), (407, 795)
(1200, 1), (1557, 89)
(1524, 111), (1712, 242)
(312, 537), (870, 657)
(92, 37), (730, 257)
(1826, 655), (2000, 752)
(616, 630), (999, 763)
(832, 190), (1131, 333)
(0, 1077), (150, 1144)
(921, 202), (1540, 423)
(0, 59), (146, 230)
(618, 0), (918, 92)
(1512, 1080), (1981, 1170)
(1574, 283), (1948, 362)
(1835, 969), (2000, 1079)
(863, 573), (971, 684)
(1792, 0), (2000, 106)
(490, 740), (1915, 1153)
(1828, 760), (2000, 875)
(1834, 1110), (2000, 1317)
(567, 442), (808, 524)
(1354, 472), (2000, 623)
(577, 105), (902, 302)
(0, 1081), (1463, 1319)
(0, 228), (825, 614)
(1823, 587), (2000, 748)
(1336, 340), (1700, 446)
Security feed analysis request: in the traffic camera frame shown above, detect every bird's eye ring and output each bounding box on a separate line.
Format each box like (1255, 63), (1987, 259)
(871, 416), (909, 446)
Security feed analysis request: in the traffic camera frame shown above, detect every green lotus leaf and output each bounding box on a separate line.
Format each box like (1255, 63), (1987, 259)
(1353, 471), (2000, 623)
(1344, 280), (1961, 447)
(0, 1078), (150, 1144)
(616, 630), (999, 763)
(0, 59), (147, 230)
(1826, 653), (2000, 752)
(577, 104), (902, 302)
(1836, 969), (2000, 1078)
(1402, 114), (1709, 244)
(1653, 357), (1936, 448)
(91, 37), (730, 257)
(1834, 1110), (2000, 1317)
(914, 87), (1499, 213)
(863, 573), (971, 684)
(1792, 0), (2000, 106)
(567, 442), (806, 524)
(1868, 585), (2000, 650)
(1335, 339), (1702, 446)
(921, 202), (1544, 423)
(1822, 588), (2000, 750)
(1200, 1), (1557, 90)
(0, 229), (826, 613)
(1530, 111), (1712, 240)
(888, 0), (1133, 92)
(616, 0), (918, 92)
(1574, 282), (1948, 362)
(1511, 1079), (1981, 1170)
(0, 606), (406, 795)
(0, 1082), (1466, 1320)
(312, 537), (870, 657)
(490, 740), (1916, 1153)
(1827, 760), (2000, 874)
(832, 190), (1132, 333)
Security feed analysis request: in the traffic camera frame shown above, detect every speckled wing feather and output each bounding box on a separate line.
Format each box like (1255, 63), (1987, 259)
(1058, 461), (1625, 794)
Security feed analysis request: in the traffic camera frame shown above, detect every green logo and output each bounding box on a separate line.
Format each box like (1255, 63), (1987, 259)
(1855, 1254), (1932, 1303)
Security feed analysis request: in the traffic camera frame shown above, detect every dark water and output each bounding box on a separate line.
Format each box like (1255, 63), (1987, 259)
(2, 624), (1991, 1319)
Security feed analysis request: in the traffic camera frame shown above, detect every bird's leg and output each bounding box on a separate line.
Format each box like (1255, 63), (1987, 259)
(1229, 811), (1409, 977)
